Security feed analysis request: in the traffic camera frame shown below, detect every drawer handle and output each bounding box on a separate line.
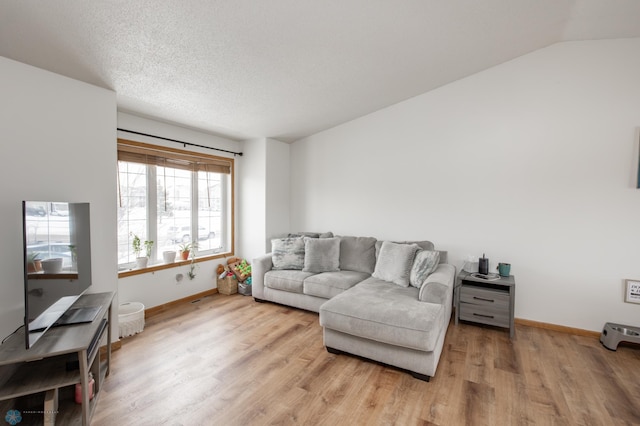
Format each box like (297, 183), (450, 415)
(473, 296), (494, 303)
(473, 313), (495, 319)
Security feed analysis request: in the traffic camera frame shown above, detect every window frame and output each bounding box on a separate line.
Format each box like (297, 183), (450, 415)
(117, 139), (235, 278)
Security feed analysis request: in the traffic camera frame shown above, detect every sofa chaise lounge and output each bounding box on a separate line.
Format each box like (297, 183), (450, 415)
(252, 234), (456, 381)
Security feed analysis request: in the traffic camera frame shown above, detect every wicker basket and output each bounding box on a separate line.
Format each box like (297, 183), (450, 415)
(118, 302), (145, 338)
(218, 275), (238, 295)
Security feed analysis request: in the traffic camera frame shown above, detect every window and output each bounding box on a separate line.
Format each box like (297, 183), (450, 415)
(117, 139), (234, 271)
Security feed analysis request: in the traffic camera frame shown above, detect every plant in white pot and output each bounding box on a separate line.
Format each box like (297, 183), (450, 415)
(132, 233), (154, 269)
(144, 239), (154, 258)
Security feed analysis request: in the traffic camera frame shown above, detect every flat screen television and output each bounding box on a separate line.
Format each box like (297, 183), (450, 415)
(22, 201), (97, 349)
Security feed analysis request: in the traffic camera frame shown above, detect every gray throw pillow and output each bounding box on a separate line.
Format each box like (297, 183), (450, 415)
(288, 232), (320, 238)
(338, 236), (377, 274)
(288, 231), (334, 238)
(303, 237), (340, 273)
(372, 241), (420, 287)
(271, 237), (305, 270)
(409, 250), (440, 288)
(375, 240), (434, 258)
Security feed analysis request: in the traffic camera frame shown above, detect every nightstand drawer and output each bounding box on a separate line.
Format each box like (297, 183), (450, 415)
(459, 303), (510, 328)
(460, 285), (509, 309)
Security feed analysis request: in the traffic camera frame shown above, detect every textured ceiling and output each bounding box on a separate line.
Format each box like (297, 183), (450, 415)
(1, 1), (640, 142)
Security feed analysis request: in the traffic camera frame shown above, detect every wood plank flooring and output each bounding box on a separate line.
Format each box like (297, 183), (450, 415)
(92, 294), (640, 425)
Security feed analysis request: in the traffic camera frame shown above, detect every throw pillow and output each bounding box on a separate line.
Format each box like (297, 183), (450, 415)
(338, 236), (377, 274)
(287, 231), (334, 238)
(303, 237), (340, 273)
(271, 237), (305, 270)
(372, 241), (420, 287)
(288, 232), (320, 238)
(375, 240), (435, 258)
(409, 250), (440, 288)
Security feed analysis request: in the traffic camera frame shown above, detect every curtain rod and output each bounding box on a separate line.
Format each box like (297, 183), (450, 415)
(117, 128), (243, 157)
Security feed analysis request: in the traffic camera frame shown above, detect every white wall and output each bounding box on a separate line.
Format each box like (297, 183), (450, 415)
(265, 138), (291, 248)
(290, 39), (640, 332)
(0, 56), (118, 341)
(116, 113), (243, 308)
(238, 138), (291, 263)
(239, 138), (267, 263)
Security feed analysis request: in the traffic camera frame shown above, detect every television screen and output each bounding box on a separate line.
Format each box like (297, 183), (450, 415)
(23, 201), (93, 349)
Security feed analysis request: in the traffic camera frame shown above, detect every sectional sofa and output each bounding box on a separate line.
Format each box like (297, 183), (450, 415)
(252, 233), (456, 381)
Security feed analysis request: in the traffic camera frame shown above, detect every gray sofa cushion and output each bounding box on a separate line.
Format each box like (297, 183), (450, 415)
(409, 250), (440, 288)
(372, 241), (420, 287)
(319, 277), (446, 352)
(288, 231), (334, 238)
(264, 270), (315, 293)
(271, 237), (305, 270)
(289, 232), (319, 238)
(303, 237), (340, 273)
(303, 270), (370, 299)
(375, 240), (435, 258)
(404, 240), (435, 251)
(338, 236), (377, 274)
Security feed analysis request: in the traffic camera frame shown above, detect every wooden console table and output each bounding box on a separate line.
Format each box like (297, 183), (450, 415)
(0, 292), (114, 425)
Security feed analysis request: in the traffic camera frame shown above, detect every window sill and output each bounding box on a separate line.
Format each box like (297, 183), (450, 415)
(118, 252), (232, 279)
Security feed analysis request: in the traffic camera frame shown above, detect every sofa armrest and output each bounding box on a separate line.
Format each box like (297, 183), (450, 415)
(251, 253), (273, 299)
(418, 263), (456, 304)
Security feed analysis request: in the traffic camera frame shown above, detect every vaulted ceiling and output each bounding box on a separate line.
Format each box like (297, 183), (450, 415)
(2, 1), (639, 142)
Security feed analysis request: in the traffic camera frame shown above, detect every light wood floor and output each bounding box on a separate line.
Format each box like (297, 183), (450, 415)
(93, 293), (640, 426)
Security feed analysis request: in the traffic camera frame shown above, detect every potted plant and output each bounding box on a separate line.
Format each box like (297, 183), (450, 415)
(68, 245), (77, 264)
(144, 239), (154, 258)
(27, 252), (42, 273)
(179, 242), (196, 260)
(132, 233), (142, 257)
(131, 233), (153, 269)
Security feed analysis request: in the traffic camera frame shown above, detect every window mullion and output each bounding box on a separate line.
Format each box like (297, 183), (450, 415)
(220, 173), (228, 250)
(191, 170), (198, 249)
(148, 165), (158, 262)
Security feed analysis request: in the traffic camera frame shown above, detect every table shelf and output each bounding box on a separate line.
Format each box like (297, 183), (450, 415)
(0, 292), (114, 425)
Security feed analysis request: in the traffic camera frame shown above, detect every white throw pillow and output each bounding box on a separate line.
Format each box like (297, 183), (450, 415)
(372, 241), (420, 287)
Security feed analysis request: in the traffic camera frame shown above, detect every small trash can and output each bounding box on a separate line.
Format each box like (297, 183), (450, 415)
(118, 302), (145, 338)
